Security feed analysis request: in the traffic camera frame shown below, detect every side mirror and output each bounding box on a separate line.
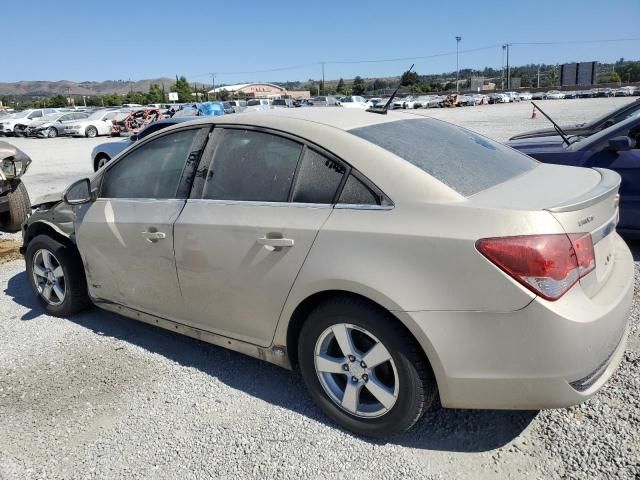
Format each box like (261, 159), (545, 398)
(130, 134), (139, 142)
(608, 136), (633, 152)
(63, 178), (92, 205)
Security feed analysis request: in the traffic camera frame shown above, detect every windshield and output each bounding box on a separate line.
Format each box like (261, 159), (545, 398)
(350, 117), (538, 196)
(272, 99), (286, 105)
(12, 111), (31, 119)
(568, 114), (640, 152)
(88, 110), (110, 120)
(247, 100), (261, 106)
(40, 113), (63, 122)
(585, 100), (640, 128)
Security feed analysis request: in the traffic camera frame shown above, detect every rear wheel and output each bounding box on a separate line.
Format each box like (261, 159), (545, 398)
(0, 181), (30, 232)
(85, 126), (98, 138)
(25, 235), (90, 316)
(298, 297), (436, 438)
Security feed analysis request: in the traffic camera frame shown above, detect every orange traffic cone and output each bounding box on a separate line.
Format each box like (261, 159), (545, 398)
(531, 106), (537, 119)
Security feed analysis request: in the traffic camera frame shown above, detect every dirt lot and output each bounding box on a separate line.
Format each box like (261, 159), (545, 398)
(0, 97), (638, 479)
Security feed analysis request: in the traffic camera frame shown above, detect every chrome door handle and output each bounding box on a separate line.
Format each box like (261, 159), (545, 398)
(141, 231), (166, 242)
(257, 236), (294, 251)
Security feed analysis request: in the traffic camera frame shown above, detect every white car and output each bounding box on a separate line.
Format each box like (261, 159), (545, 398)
(244, 99), (272, 112)
(391, 96), (413, 109)
(0, 108), (59, 136)
(519, 91), (533, 101)
(339, 96), (368, 109)
(546, 90), (565, 100)
(503, 92), (521, 102)
(63, 110), (122, 138)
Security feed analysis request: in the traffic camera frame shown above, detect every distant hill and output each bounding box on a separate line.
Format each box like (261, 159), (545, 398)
(0, 78), (176, 96)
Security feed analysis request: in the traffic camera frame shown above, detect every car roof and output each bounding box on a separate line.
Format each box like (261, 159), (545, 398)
(165, 108), (462, 204)
(199, 107), (412, 131)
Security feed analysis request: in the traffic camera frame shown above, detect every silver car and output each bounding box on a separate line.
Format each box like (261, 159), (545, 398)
(22, 109), (633, 437)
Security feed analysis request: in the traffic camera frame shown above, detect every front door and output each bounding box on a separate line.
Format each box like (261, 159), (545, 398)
(174, 128), (347, 346)
(75, 127), (208, 319)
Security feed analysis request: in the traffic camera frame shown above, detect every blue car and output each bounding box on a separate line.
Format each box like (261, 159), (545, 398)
(508, 115), (640, 236)
(91, 118), (193, 171)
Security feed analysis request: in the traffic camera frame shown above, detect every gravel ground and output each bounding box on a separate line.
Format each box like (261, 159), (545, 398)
(0, 97), (639, 479)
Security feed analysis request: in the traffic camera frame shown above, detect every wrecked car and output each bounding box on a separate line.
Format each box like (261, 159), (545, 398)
(0, 141), (31, 232)
(110, 109), (162, 137)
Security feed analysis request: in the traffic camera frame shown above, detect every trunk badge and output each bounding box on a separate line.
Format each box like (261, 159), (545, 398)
(577, 215), (594, 227)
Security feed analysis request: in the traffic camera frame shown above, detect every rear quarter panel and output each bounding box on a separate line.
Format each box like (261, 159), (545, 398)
(273, 202), (568, 350)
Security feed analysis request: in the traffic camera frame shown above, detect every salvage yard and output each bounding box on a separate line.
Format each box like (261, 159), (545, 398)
(1, 97), (639, 479)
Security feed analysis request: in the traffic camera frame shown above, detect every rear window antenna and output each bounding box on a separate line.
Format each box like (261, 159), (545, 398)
(367, 64), (415, 115)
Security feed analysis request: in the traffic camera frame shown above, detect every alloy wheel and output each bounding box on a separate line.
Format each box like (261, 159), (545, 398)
(314, 323), (399, 418)
(31, 249), (66, 306)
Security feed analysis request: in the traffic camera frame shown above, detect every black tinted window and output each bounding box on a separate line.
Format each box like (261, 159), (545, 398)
(291, 149), (345, 203)
(338, 174), (380, 205)
(350, 118), (537, 196)
(101, 129), (200, 199)
(203, 129), (302, 202)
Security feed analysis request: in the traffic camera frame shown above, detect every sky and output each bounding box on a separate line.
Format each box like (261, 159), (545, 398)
(2, 0), (640, 85)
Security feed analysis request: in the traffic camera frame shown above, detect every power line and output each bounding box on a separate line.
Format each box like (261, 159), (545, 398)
(511, 37), (640, 46)
(184, 37), (640, 81)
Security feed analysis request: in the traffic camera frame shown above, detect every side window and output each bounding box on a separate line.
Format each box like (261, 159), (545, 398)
(101, 129), (202, 199)
(61, 114), (73, 121)
(202, 129), (302, 202)
(30, 111), (43, 119)
(338, 174), (383, 206)
(291, 149), (345, 203)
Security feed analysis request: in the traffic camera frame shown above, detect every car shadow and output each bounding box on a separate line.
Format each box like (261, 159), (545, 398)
(5, 269), (536, 452)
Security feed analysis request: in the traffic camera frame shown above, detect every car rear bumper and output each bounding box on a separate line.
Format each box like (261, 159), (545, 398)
(404, 233), (633, 410)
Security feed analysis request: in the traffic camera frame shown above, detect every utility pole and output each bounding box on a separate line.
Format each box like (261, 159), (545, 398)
(210, 73), (216, 100)
(501, 45), (506, 90)
(320, 62), (325, 96)
(537, 67), (541, 89)
(455, 36), (462, 93)
(505, 43), (511, 89)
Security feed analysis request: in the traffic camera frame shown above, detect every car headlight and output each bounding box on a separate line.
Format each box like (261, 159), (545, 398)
(1, 159), (20, 178)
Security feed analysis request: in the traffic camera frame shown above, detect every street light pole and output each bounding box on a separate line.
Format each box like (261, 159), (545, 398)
(210, 73), (216, 100)
(320, 62), (325, 96)
(455, 36), (462, 93)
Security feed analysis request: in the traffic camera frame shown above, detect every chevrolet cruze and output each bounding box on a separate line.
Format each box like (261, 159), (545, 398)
(22, 109), (633, 437)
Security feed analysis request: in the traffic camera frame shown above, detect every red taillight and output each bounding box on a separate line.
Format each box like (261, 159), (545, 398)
(476, 233), (595, 301)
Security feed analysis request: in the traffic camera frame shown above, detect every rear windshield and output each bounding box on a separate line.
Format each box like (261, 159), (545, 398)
(350, 117), (537, 196)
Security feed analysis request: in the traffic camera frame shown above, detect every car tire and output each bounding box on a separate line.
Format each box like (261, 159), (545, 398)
(298, 297), (437, 438)
(94, 154), (110, 171)
(13, 126), (21, 137)
(85, 126), (98, 138)
(25, 234), (90, 317)
(0, 181), (31, 232)
(47, 127), (58, 138)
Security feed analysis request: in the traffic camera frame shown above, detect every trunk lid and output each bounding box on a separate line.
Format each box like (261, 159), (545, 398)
(471, 164), (620, 298)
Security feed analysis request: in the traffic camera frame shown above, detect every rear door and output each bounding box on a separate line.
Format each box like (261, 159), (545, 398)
(75, 127), (208, 319)
(174, 127), (346, 346)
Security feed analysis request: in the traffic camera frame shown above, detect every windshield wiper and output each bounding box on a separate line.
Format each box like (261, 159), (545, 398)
(367, 64), (414, 115)
(531, 101), (570, 146)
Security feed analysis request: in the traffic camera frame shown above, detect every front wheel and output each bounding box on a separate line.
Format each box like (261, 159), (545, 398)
(25, 235), (90, 316)
(0, 181), (30, 232)
(47, 127), (58, 138)
(85, 126), (98, 138)
(298, 298), (437, 438)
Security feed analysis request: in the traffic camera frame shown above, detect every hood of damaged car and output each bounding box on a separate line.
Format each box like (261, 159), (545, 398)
(0, 141), (32, 171)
